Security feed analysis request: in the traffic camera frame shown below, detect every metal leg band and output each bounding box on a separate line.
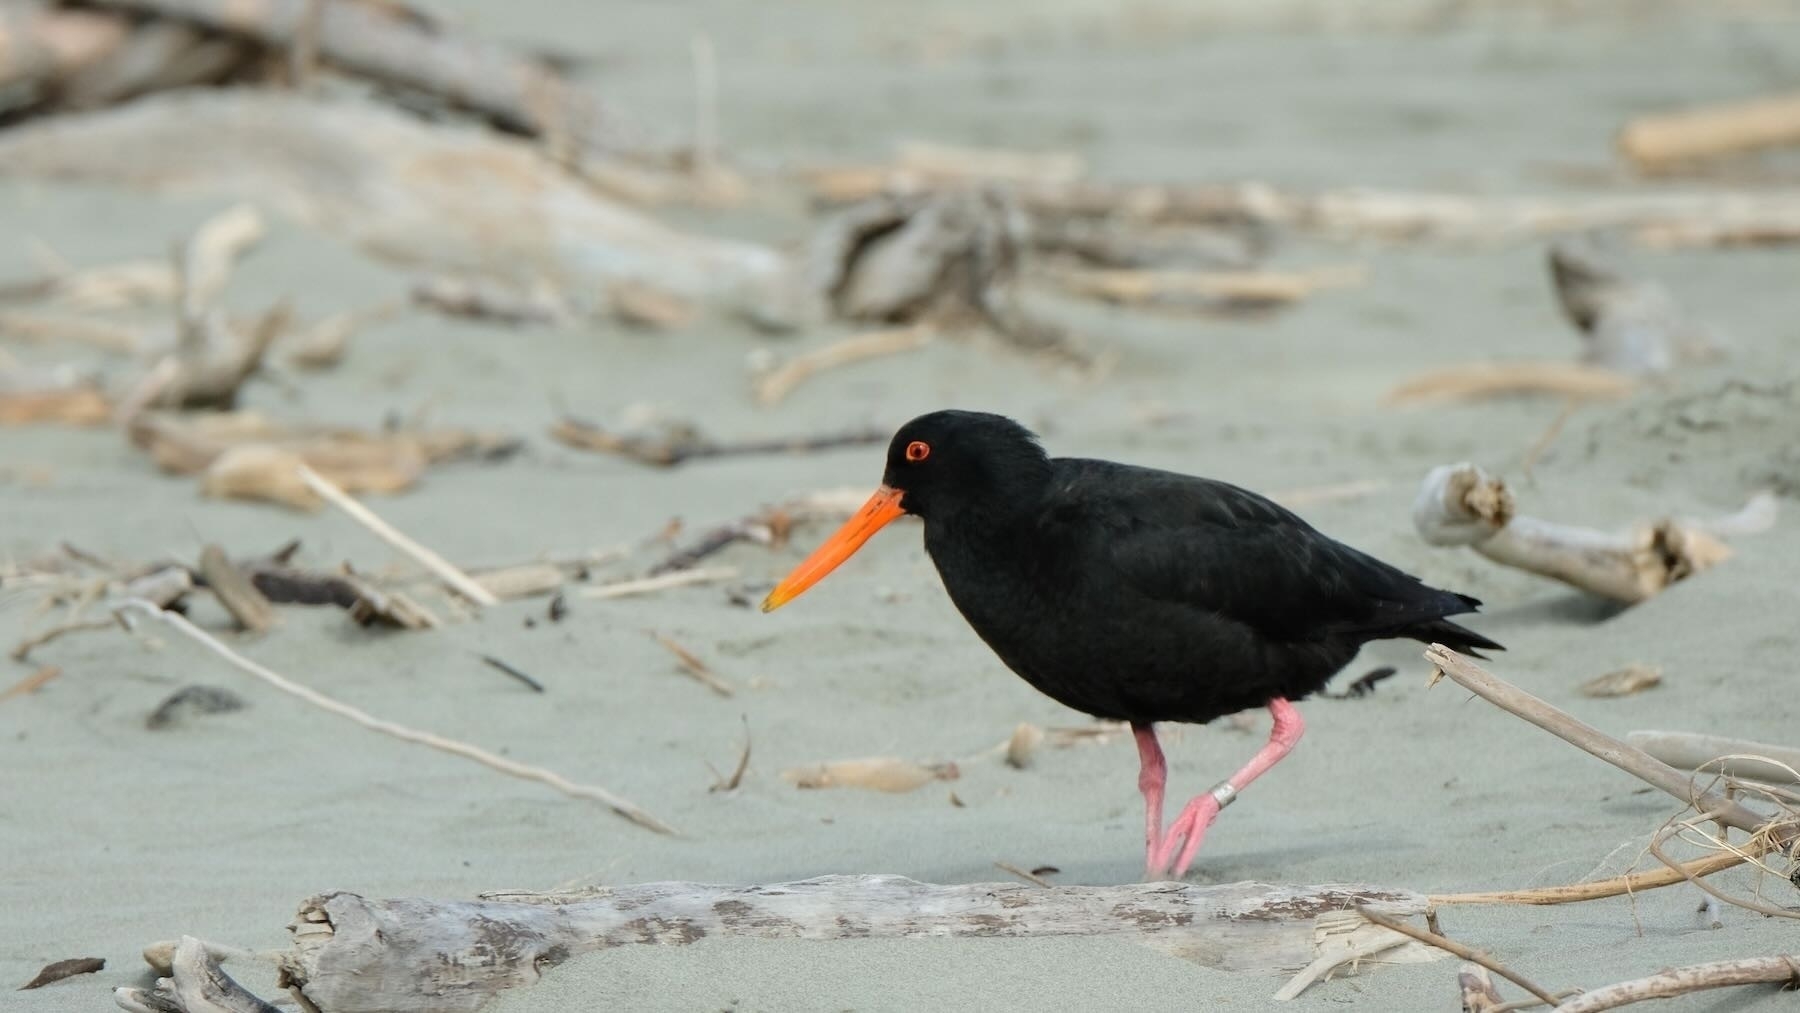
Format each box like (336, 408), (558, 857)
(1208, 780), (1239, 810)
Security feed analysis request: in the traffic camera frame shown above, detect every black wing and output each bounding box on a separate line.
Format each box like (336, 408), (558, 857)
(1043, 460), (1479, 643)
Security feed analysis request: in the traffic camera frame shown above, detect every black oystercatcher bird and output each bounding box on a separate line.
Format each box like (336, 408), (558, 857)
(761, 410), (1501, 878)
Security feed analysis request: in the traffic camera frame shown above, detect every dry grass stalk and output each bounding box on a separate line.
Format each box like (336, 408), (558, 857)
(709, 719), (752, 793)
(11, 619), (115, 663)
(754, 325), (934, 405)
(1578, 664), (1662, 699)
(782, 757), (960, 793)
(1048, 264), (1365, 310)
(1619, 92), (1800, 169)
(297, 464), (499, 606)
(0, 664), (65, 702)
(114, 599), (674, 834)
(1558, 955), (1800, 1013)
(579, 566), (738, 600)
(1430, 848), (1767, 907)
(650, 631), (735, 697)
(1412, 463), (1756, 603)
(1383, 362), (1637, 406)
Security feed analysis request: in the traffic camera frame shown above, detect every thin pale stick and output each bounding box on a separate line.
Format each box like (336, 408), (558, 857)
(114, 599), (674, 835)
(1425, 646), (1786, 841)
(1354, 906), (1560, 1007)
(579, 566), (737, 600)
(754, 326), (933, 406)
(296, 464), (499, 606)
(993, 861), (1053, 889)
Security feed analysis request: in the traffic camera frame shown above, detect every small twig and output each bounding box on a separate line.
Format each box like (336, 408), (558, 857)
(11, 618), (115, 662)
(1556, 954), (1800, 1013)
(481, 654), (545, 693)
(0, 664), (63, 702)
(1354, 906), (1560, 1007)
(994, 861), (1054, 888)
(710, 715), (751, 793)
(114, 599), (674, 835)
(197, 544), (276, 633)
(650, 632), (734, 697)
(1272, 931), (1412, 1001)
(754, 325), (934, 406)
(297, 464), (499, 606)
(1518, 398), (1580, 478)
(579, 566), (738, 600)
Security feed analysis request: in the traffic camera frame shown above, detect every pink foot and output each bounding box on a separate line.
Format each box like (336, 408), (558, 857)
(1142, 699), (1305, 879)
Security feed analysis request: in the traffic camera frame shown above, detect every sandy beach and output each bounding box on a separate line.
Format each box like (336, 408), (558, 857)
(4, 1), (1799, 1010)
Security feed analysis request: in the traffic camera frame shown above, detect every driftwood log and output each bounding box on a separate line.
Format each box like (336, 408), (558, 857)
(245, 877), (1437, 1013)
(0, 90), (793, 320)
(1410, 462), (1770, 603)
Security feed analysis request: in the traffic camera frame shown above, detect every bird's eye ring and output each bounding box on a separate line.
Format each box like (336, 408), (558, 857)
(905, 440), (930, 462)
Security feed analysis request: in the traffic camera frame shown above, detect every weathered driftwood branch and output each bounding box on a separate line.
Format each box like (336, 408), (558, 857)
(82, 0), (641, 155)
(1382, 362), (1636, 406)
(275, 878), (1435, 1013)
(801, 172), (1800, 248)
(115, 935), (277, 1013)
(1557, 954), (1800, 1013)
(1619, 91), (1800, 169)
(1411, 463), (1770, 603)
(0, 91), (789, 318)
(1625, 731), (1800, 787)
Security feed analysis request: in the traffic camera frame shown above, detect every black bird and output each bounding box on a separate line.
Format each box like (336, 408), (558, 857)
(762, 410), (1501, 878)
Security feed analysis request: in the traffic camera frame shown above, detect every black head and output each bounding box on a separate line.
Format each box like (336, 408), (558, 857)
(881, 410), (1052, 521)
(760, 410), (1052, 613)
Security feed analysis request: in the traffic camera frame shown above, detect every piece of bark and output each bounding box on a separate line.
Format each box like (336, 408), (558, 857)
(114, 935), (279, 1013)
(1411, 463), (1746, 603)
(1458, 963), (1505, 1012)
(277, 879), (1436, 1013)
(1619, 92), (1800, 169)
(1625, 731), (1800, 787)
(0, 91), (790, 320)
(125, 565), (193, 609)
(1549, 241), (1725, 373)
(0, 384), (112, 425)
(470, 563), (564, 601)
(342, 574), (438, 630)
(19, 956), (104, 989)
(197, 545), (275, 632)
(1577, 664), (1662, 699)
(84, 0), (638, 156)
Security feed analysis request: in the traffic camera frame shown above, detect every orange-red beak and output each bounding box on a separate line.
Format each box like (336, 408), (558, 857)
(761, 485), (907, 612)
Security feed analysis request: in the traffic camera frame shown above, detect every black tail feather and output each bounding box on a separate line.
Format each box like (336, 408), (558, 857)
(1407, 617), (1504, 659)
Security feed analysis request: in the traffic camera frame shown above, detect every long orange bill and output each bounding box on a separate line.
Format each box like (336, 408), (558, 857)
(761, 485), (906, 612)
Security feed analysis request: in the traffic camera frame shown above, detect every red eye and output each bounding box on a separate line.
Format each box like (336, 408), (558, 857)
(905, 440), (930, 462)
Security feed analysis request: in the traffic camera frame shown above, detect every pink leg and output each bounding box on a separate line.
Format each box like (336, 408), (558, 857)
(1152, 699), (1305, 878)
(1132, 723), (1166, 876)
